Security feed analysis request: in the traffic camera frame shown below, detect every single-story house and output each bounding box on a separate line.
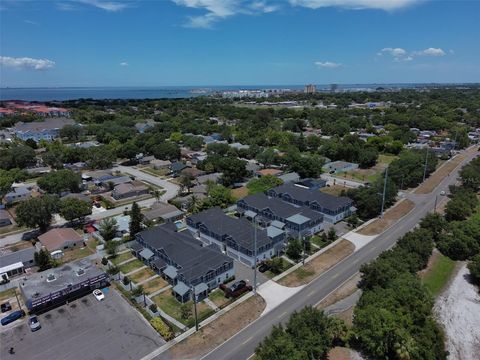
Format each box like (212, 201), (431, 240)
(0, 247), (36, 278)
(112, 182), (149, 200)
(295, 178), (327, 190)
(197, 172), (222, 185)
(138, 155), (156, 165)
(143, 202), (184, 223)
(255, 168), (283, 178)
(170, 162), (190, 177)
(324, 161), (358, 174)
(3, 186), (32, 205)
(60, 193), (91, 203)
(38, 228), (84, 253)
(151, 159), (171, 170)
(0, 209), (13, 227)
(181, 167), (205, 179)
(278, 172), (300, 184)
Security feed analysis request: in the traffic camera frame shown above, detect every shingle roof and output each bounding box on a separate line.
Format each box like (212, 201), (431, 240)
(38, 228), (83, 252)
(14, 118), (75, 133)
(136, 224), (232, 284)
(0, 247), (36, 268)
(239, 194), (324, 223)
(187, 207), (272, 251)
(269, 182), (352, 212)
(143, 202), (184, 221)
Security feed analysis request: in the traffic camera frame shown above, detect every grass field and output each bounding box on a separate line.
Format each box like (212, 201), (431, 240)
(152, 292), (213, 326)
(129, 268), (156, 284)
(232, 186), (249, 200)
(320, 185), (348, 196)
(208, 289), (231, 308)
(110, 251), (134, 265)
(142, 277), (169, 294)
(421, 252), (456, 297)
(119, 259), (144, 274)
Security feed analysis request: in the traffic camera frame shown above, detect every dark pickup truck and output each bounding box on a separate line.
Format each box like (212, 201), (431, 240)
(219, 280), (252, 299)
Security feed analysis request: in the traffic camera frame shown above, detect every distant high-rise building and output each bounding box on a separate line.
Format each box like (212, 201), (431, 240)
(304, 84), (316, 94)
(330, 84), (338, 92)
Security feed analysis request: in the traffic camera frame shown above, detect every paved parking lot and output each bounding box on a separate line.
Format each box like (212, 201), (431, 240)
(0, 288), (164, 360)
(235, 261), (269, 287)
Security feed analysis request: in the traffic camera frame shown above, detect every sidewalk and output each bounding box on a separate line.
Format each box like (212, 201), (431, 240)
(257, 280), (304, 316)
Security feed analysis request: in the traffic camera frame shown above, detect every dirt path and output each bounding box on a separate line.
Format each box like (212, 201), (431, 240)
(434, 263), (480, 360)
(357, 199), (415, 236)
(168, 295), (265, 360)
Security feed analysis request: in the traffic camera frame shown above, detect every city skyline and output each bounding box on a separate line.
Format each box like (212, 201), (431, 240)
(1, 0), (479, 87)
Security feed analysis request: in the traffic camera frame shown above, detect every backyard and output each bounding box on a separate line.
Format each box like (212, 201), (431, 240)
(119, 259), (144, 274)
(59, 238), (97, 264)
(208, 289), (231, 308)
(110, 251), (134, 265)
(142, 277), (169, 294)
(129, 268), (157, 284)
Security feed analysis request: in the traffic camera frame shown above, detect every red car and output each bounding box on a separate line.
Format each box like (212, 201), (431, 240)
(220, 280), (252, 298)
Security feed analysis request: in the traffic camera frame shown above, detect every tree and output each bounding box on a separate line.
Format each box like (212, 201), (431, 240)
(179, 175), (193, 193)
(201, 184), (234, 209)
(59, 198), (92, 222)
(268, 257), (284, 275)
(468, 254), (480, 288)
(247, 175), (283, 195)
(34, 249), (53, 271)
(180, 303), (192, 320)
(419, 213), (447, 241)
(16, 195), (59, 231)
(106, 240), (119, 257)
(286, 239), (302, 262)
(152, 189), (161, 202)
(37, 169), (82, 194)
(129, 202), (143, 236)
(187, 194), (201, 213)
(152, 142), (180, 160)
(347, 214), (360, 228)
(107, 265), (121, 280)
(327, 227), (337, 241)
(99, 217), (118, 241)
(60, 124), (82, 141)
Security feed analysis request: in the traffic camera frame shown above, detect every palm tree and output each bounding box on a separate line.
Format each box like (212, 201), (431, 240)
(152, 189), (161, 203)
(188, 195), (200, 214)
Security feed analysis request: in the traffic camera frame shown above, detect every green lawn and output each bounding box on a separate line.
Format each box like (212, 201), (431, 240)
(378, 154), (398, 165)
(264, 258), (293, 278)
(143, 277), (169, 294)
(290, 267), (315, 280)
(208, 289), (231, 308)
(130, 268), (156, 284)
(119, 259), (144, 274)
(422, 253), (456, 297)
(310, 235), (333, 249)
(152, 292), (214, 326)
(110, 251), (134, 265)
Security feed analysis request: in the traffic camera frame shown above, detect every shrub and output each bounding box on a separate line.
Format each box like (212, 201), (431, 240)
(150, 317), (174, 341)
(149, 303), (158, 313)
(101, 257), (108, 266)
(223, 275), (235, 284)
(123, 276), (130, 286)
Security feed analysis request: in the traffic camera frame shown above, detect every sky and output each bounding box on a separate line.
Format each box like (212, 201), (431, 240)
(0, 0), (479, 87)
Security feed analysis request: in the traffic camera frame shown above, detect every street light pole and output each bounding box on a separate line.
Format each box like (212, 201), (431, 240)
(253, 216), (257, 296)
(14, 287), (21, 310)
(423, 148), (429, 182)
(191, 285), (199, 331)
(380, 166), (388, 218)
(434, 195), (438, 213)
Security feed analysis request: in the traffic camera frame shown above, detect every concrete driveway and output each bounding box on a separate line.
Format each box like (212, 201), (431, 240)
(0, 288), (165, 360)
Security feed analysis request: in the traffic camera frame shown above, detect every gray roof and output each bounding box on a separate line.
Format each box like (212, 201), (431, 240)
(173, 281), (190, 296)
(152, 257), (166, 269)
(270, 220), (285, 229)
(278, 172), (300, 184)
(267, 226), (284, 238)
(286, 214), (310, 225)
(0, 247), (36, 268)
(239, 194), (324, 223)
(130, 242), (143, 252)
(194, 282), (208, 294)
(14, 118), (75, 133)
(197, 172), (222, 184)
(143, 202), (184, 221)
(163, 265), (178, 279)
(269, 182), (353, 212)
(136, 225), (232, 284)
(139, 248), (154, 260)
(188, 207), (272, 251)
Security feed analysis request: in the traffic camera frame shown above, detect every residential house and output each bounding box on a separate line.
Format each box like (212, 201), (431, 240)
(3, 186), (32, 205)
(181, 167), (205, 179)
(267, 182), (355, 223)
(278, 172), (300, 184)
(132, 224), (234, 303)
(0, 247), (36, 278)
(324, 161), (359, 174)
(112, 182), (149, 200)
(151, 159), (172, 170)
(0, 209), (13, 227)
(187, 207), (286, 267)
(143, 202), (184, 223)
(170, 162), (190, 177)
(93, 215), (130, 238)
(13, 118), (76, 142)
(255, 168), (283, 178)
(229, 142), (250, 150)
(38, 228), (85, 253)
(197, 172), (222, 185)
(135, 119), (156, 133)
(138, 155), (156, 165)
(237, 194), (324, 237)
(294, 178), (327, 190)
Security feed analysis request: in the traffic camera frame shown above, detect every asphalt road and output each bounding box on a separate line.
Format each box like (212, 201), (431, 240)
(200, 148), (479, 360)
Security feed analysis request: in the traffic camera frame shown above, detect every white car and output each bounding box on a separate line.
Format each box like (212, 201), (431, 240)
(440, 190), (446, 196)
(93, 289), (105, 301)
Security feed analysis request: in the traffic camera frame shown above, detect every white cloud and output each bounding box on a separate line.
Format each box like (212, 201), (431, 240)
(290, 0), (419, 11)
(315, 61), (342, 68)
(57, 2), (78, 11)
(120, 61), (129, 66)
(77, 0), (129, 12)
(414, 47), (446, 57)
(0, 56), (55, 70)
(172, 0), (279, 28)
(24, 20), (39, 25)
(379, 47), (447, 62)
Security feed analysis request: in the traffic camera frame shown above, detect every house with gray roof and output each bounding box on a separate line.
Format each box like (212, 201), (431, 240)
(266, 182), (356, 223)
(278, 172), (300, 184)
(0, 209), (12, 227)
(13, 117), (76, 142)
(143, 202), (184, 223)
(0, 247), (36, 278)
(3, 186), (32, 205)
(187, 207), (286, 267)
(132, 224), (234, 303)
(237, 194), (324, 237)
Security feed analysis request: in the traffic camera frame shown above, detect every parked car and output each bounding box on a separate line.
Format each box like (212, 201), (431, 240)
(1, 302), (12, 313)
(28, 315), (41, 332)
(258, 262), (271, 273)
(220, 280), (252, 298)
(440, 190), (446, 196)
(93, 289), (105, 301)
(1, 310), (25, 326)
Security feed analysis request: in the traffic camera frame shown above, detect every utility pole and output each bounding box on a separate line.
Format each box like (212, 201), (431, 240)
(302, 235), (306, 266)
(434, 195), (438, 213)
(14, 287), (22, 310)
(423, 148), (429, 182)
(191, 285), (199, 331)
(253, 215), (258, 296)
(380, 166), (388, 218)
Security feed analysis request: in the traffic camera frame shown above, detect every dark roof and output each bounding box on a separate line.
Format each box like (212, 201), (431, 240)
(130, 242), (143, 252)
(187, 207), (272, 251)
(239, 194), (323, 223)
(269, 182), (352, 211)
(171, 162), (189, 172)
(0, 247), (36, 268)
(136, 225), (232, 284)
(295, 178), (327, 189)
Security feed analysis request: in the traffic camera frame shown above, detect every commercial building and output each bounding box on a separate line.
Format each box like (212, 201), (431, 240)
(20, 259), (109, 314)
(267, 182), (356, 223)
(132, 224), (234, 303)
(13, 118), (75, 142)
(187, 207), (286, 266)
(304, 84), (316, 93)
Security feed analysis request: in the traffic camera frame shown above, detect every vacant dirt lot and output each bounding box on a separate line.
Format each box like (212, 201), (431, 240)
(357, 199), (415, 236)
(434, 263), (480, 360)
(278, 240), (355, 287)
(415, 154), (466, 194)
(169, 295), (266, 360)
(321, 185), (349, 196)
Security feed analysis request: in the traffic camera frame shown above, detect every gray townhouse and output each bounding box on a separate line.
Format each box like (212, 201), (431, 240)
(187, 207), (286, 267)
(132, 224), (234, 303)
(237, 193), (324, 237)
(266, 182), (356, 223)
